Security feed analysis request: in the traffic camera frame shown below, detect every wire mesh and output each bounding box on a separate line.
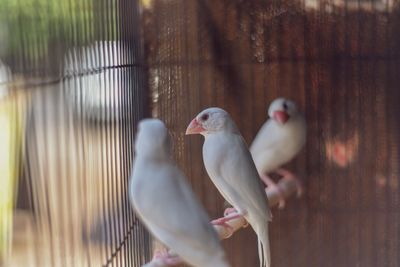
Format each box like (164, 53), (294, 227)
(0, 0), (150, 266)
(1, 0), (400, 266)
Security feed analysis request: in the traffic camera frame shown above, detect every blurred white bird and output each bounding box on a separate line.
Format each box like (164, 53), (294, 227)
(186, 108), (272, 267)
(63, 41), (138, 121)
(250, 98), (306, 208)
(129, 119), (230, 267)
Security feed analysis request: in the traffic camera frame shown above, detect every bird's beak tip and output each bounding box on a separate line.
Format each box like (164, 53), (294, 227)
(185, 118), (204, 135)
(273, 111), (289, 124)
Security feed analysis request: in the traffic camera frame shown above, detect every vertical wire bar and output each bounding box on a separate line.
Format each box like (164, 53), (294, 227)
(333, 0), (341, 216)
(127, 0), (136, 264)
(105, 0), (117, 261)
(81, 0), (92, 263)
(96, 0), (107, 261)
(355, 0), (362, 265)
(131, 1), (140, 264)
(125, 0), (135, 264)
(386, 0), (399, 265)
(302, 0), (313, 264)
(195, 0), (205, 209)
(379, 0), (390, 264)
(115, 3), (126, 264)
(114, 5), (124, 266)
(120, 1), (132, 266)
(107, 33), (115, 267)
(182, 1), (194, 238)
(371, 11), (379, 266)
(132, 10), (139, 257)
(113, 0), (124, 265)
(73, 0), (84, 265)
(142, 0), (150, 261)
(250, 2), (259, 265)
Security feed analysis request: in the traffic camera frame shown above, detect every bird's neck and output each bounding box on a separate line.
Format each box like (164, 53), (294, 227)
(138, 149), (172, 162)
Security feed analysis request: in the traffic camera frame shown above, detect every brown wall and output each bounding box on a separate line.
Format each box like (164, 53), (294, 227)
(143, 1), (400, 266)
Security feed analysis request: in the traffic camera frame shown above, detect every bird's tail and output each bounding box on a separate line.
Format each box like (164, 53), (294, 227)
(256, 223), (271, 267)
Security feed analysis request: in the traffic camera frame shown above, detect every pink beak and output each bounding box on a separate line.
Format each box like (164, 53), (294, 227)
(185, 119), (205, 135)
(273, 111), (290, 124)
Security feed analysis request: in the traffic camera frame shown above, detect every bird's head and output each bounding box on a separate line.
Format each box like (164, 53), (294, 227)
(185, 107), (236, 136)
(135, 119), (171, 157)
(268, 98), (298, 125)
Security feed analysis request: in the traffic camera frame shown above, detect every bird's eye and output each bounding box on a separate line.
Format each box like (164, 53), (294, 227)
(201, 114), (209, 121)
(283, 102), (288, 110)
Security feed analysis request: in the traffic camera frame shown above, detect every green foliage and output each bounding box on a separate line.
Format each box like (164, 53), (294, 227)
(0, 0), (98, 60)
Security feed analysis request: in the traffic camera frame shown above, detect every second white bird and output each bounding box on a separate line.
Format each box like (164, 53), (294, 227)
(186, 108), (272, 267)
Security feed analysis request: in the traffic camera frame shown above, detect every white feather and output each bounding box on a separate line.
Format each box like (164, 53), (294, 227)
(130, 119), (230, 267)
(250, 98), (306, 175)
(191, 108), (272, 267)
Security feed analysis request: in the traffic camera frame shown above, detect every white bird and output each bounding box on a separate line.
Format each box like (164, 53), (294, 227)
(250, 98), (306, 208)
(129, 119), (230, 267)
(186, 108), (272, 267)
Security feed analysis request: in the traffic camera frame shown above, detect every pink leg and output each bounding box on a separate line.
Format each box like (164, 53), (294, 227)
(211, 217), (236, 238)
(222, 207), (249, 228)
(153, 249), (168, 259)
(223, 207), (237, 216)
(275, 168), (304, 197)
(212, 210), (248, 237)
(153, 250), (182, 266)
(212, 211), (243, 225)
(261, 173), (286, 209)
(162, 256), (183, 266)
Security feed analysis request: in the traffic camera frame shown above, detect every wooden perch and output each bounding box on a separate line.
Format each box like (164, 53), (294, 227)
(143, 176), (303, 267)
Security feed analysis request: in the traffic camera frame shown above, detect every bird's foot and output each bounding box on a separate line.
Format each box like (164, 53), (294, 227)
(211, 218), (235, 228)
(211, 218), (234, 238)
(223, 207), (249, 228)
(212, 211), (246, 237)
(153, 250), (182, 266)
(261, 174), (286, 209)
(275, 168), (304, 197)
(223, 207), (237, 216)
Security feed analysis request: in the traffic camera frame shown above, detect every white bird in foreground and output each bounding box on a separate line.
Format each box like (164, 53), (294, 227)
(250, 98), (306, 208)
(186, 108), (272, 267)
(129, 119), (230, 267)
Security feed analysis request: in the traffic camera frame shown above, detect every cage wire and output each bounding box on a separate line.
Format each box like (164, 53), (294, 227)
(0, 0), (400, 267)
(1, 0), (150, 267)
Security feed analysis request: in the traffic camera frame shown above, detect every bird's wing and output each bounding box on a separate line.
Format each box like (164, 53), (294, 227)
(250, 117), (307, 174)
(250, 120), (284, 157)
(133, 163), (222, 255)
(211, 134), (272, 221)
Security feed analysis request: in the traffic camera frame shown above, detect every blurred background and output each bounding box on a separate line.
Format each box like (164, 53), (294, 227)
(0, 0), (399, 267)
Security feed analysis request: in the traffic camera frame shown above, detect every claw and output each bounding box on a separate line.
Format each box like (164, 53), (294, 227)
(221, 207), (248, 228)
(153, 249), (182, 266)
(153, 249), (168, 259)
(212, 210), (247, 237)
(295, 182), (304, 197)
(218, 211), (243, 224)
(211, 216), (235, 226)
(223, 207), (237, 216)
(162, 256), (182, 266)
(261, 174), (286, 208)
(275, 168), (304, 197)
(211, 219), (234, 238)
